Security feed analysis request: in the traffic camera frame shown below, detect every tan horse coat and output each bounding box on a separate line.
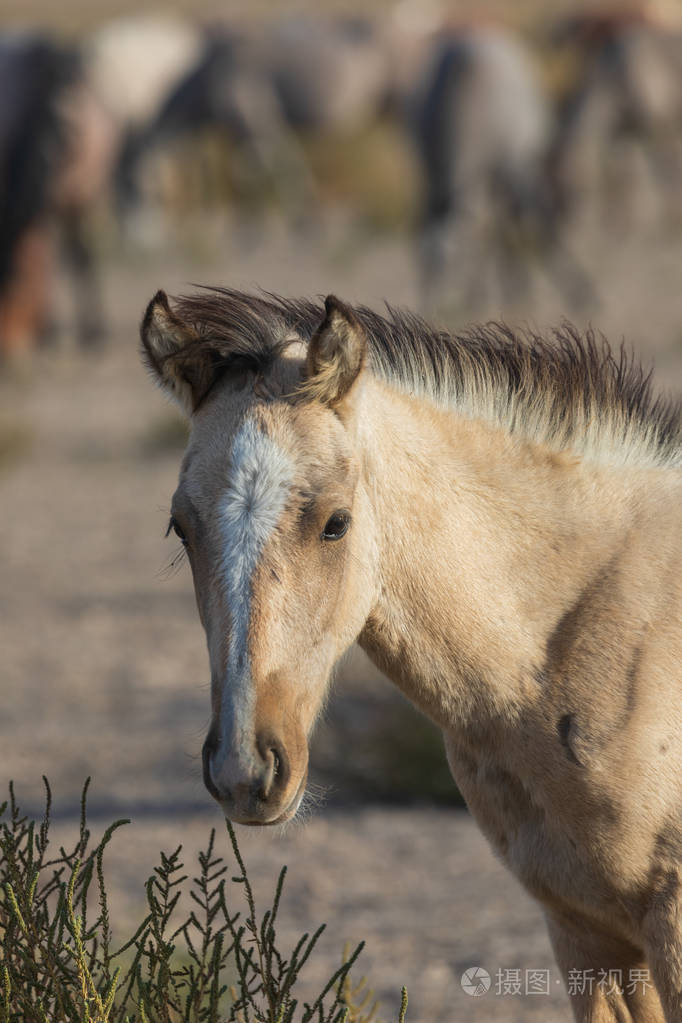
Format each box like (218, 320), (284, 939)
(141, 288), (681, 1023)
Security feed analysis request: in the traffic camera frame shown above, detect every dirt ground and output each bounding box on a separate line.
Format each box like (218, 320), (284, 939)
(1, 216), (681, 1022)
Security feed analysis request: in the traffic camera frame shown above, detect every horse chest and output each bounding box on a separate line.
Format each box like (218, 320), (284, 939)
(446, 742), (546, 863)
(443, 736), (634, 928)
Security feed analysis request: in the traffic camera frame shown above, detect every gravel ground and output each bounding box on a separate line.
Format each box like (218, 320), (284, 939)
(1, 219), (681, 1022)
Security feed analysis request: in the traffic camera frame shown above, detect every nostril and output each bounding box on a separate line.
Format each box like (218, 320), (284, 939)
(202, 739), (222, 802)
(258, 739), (290, 801)
(272, 740), (290, 792)
(260, 748), (277, 801)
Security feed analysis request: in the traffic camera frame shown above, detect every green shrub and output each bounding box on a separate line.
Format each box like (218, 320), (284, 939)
(0, 779), (407, 1023)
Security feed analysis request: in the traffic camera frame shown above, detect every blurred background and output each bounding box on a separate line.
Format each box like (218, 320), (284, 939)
(1, 1), (682, 1020)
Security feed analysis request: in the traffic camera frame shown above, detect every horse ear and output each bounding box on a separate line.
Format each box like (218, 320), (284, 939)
(303, 295), (366, 411)
(140, 291), (209, 415)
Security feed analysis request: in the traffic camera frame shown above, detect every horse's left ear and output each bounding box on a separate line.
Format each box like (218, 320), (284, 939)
(140, 291), (210, 415)
(302, 295), (366, 415)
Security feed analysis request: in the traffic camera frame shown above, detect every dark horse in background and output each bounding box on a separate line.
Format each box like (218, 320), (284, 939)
(0, 32), (109, 359)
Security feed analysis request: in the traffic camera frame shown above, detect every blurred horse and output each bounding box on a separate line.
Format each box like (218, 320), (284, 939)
(116, 16), (390, 229)
(0, 33), (115, 359)
(86, 13), (203, 242)
(141, 285), (681, 1022)
(267, 16), (388, 133)
(86, 13), (203, 134)
(550, 9), (682, 233)
(412, 24), (591, 313)
(0, 34), (71, 356)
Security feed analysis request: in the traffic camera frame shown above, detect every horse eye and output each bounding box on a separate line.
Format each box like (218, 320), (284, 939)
(321, 510), (350, 541)
(166, 517), (187, 545)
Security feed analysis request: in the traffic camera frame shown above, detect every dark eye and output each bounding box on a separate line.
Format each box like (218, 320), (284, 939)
(321, 510), (350, 541)
(166, 516), (188, 545)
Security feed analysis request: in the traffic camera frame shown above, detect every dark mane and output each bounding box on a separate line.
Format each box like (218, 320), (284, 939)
(172, 288), (682, 467)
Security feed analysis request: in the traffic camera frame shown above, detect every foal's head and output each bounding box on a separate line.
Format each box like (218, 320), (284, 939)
(142, 291), (379, 824)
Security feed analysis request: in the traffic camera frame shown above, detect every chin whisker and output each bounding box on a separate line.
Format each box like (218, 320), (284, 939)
(279, 781), (328, 832)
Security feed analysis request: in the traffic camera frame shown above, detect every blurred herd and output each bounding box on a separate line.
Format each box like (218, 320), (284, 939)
(2, 1), (682, 357)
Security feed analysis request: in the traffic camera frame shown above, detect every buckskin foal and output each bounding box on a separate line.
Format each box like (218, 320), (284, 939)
(141, 287), (681, 1022)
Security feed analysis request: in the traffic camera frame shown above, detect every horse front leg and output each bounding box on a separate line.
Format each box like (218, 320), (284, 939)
(545, 911), (665, 1023)
(643, 898), (682, 1023)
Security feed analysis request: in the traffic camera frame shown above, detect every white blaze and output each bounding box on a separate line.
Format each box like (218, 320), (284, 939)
(214, 418), (293, 771)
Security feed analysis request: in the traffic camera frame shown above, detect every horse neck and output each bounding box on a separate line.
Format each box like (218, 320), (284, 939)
(356, 378), (656, 732)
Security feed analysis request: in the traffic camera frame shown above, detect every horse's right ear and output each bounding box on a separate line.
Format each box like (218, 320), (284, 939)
(140, 291), (206, 415)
